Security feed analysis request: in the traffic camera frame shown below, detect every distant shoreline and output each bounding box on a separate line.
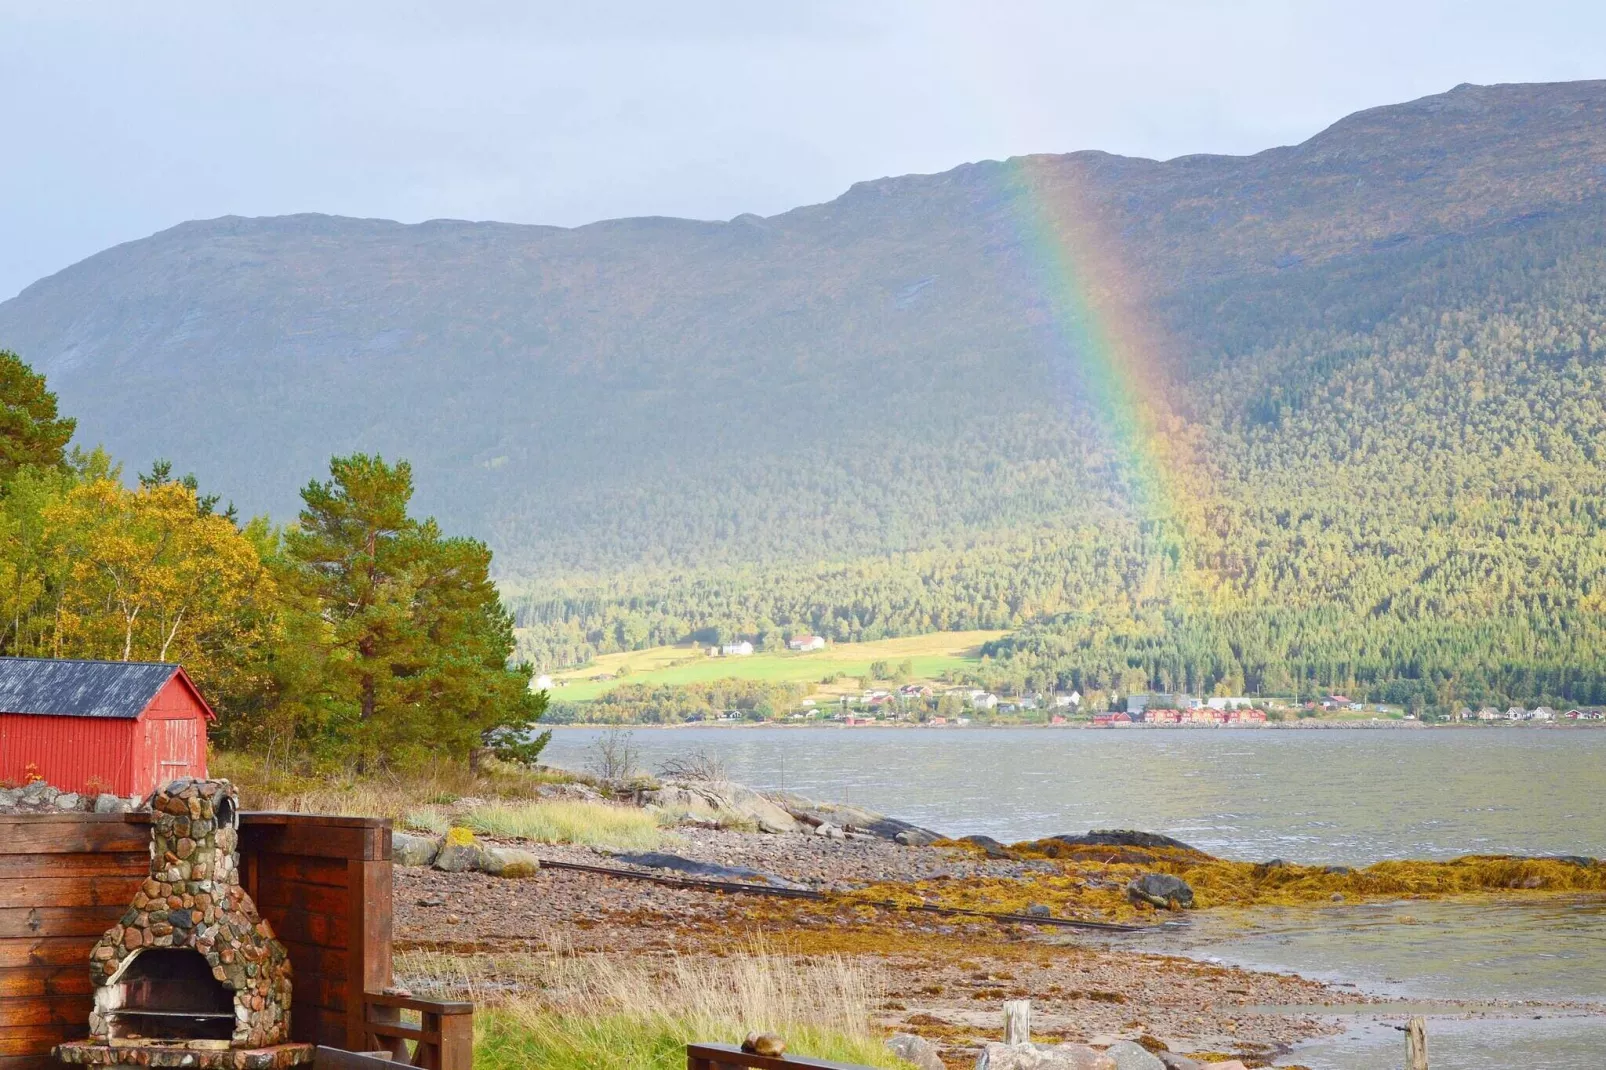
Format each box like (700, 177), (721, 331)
(545, 719), (1600, 731)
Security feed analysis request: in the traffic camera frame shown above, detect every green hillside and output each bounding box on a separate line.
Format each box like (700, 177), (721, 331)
(513, 191), (1606, 707)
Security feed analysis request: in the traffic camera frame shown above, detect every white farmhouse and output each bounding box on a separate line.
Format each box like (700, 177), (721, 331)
(721, 641), (755, 656)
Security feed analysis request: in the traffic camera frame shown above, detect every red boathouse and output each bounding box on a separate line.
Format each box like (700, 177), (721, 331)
(0, 658), (214, 797)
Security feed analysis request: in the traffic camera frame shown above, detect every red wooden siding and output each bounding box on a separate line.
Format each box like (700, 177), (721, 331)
(0, 715), (137, 797)
(0, 676), (209, 798)
(137, 677), (209, 791)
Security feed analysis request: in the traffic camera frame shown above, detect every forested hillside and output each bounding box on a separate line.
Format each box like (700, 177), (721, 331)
(6, 80), (1606, 707)
(513, 192), (1606, 707)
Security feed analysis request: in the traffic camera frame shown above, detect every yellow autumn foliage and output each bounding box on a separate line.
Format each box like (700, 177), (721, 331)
(43, 478), (280, 702)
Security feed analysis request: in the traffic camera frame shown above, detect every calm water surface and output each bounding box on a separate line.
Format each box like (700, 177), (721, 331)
(545, 726), (1606, 1067)
(543, 726), (1606, 863)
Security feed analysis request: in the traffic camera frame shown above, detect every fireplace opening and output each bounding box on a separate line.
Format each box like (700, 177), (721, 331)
(103, 948), (235, 1046)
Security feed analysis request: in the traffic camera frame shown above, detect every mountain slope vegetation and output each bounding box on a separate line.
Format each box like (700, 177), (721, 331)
(5, 80), (1606, 706)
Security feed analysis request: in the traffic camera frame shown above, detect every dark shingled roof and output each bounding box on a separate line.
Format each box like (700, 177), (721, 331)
(0, 658), (181, 719)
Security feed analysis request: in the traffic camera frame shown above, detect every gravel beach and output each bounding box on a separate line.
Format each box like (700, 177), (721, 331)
(393, 832), (1371, 1066)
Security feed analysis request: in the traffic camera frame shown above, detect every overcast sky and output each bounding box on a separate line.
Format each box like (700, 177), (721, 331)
(3, 0), (1604, 299)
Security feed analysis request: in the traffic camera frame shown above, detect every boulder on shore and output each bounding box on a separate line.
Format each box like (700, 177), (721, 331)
(768, 790), (945, 843)
(1051, 830), (1197, 852)
(393, 831), (442, 867)
(1104, 1041), (1166, 1070)
(1125, 872), (1195, 910)
(886, 1033), (944, 1070)
(433, 828), (492, 873)
(483, 847), (541, 878)
(975, 1043), (1116, 1069)
(643, 780), (798, 834)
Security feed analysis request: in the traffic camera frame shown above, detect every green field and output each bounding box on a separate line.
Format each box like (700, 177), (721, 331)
(546, 631), (1006, 702)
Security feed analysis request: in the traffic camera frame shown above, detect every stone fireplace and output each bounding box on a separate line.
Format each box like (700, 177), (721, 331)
(57, 779), (308, 1068)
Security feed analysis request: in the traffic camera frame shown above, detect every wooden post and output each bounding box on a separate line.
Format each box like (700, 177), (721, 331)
(1406, 1016), (1428, 1070)
(1003, 999), (1031, 1045)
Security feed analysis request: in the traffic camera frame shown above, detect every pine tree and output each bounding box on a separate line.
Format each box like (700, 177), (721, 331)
(0, 351), (75, 482)
(281, 454), (540, 766)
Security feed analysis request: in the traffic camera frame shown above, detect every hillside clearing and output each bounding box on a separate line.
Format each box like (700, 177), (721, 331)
(545, 631), (1006, 702)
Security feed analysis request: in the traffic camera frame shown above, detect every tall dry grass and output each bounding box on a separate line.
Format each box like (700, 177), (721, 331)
(397, 946), (904, 1070)
(463, 800), (668, 850)
(210, 751), (563, 819)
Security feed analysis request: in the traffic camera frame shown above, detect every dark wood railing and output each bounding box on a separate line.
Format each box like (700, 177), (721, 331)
(362, 992), (474, 1070)
(685, 1043), (878, 1070)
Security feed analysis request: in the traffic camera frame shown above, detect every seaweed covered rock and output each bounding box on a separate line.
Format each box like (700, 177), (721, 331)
(1155, 1054), (1203, 1070)
(1053, 830), (1198, 852)
(1126, 872), (1195, 909)
(962, 834), (1012, 859)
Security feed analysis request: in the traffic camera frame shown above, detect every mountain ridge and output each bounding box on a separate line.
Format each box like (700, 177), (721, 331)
(4, 79), (1606, 583)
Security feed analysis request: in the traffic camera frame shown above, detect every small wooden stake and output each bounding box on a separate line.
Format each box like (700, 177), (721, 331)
(1406, 1016), (1428, 1070)
(1003, 999), (1031, 1045)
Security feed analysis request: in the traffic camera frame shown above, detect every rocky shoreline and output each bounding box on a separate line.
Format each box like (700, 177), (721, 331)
(385, 780), (1370, 1066)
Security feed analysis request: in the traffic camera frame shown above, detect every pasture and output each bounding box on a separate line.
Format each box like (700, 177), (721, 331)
(546, 631), (1006, 702)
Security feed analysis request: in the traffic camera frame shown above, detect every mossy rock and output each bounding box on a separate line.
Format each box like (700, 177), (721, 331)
(483, 847), (542, 879)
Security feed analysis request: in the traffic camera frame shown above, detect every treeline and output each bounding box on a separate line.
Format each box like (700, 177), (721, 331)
(506, 525), (1146, 668)
(511, 202), (1606, 709)
(0, 351), (540, 767)
(545, 678), (814, 726)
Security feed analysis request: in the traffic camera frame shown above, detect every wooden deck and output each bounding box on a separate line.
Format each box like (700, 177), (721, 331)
(0, 811), (464, 1070)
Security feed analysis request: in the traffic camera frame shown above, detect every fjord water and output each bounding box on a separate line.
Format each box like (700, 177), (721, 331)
(545, 727), (1606, 1066)
(543, 726), (1605, 863)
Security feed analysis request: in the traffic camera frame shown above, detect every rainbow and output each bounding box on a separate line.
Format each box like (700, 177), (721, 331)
(995, 155), (1208, 558)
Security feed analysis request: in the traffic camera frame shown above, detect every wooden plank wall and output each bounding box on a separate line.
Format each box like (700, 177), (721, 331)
(238, 815), (392, 1051)
(0, 812), (392, 1070)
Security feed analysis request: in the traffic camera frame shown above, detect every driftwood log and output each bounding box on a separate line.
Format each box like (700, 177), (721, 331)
(1003, 999), (1031, 1045)
(1406, 1016), (1429, 1070)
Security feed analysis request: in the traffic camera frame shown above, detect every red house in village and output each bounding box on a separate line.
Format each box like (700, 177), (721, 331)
(0, 658), (214, 797)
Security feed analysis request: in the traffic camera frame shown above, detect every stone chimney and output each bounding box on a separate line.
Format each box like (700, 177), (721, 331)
(85, 779), (292, 1050)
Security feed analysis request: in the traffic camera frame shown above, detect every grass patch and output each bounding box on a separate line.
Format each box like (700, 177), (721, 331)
(403, 808), (454, 835)
(399, 948), (905, 1070)
(477, 1011), (899, 1070)
(549, 631), (1005, 702)
(463, 800), (668, 850)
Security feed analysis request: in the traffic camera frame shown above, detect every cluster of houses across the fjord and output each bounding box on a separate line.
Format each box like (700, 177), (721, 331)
(1459, 705), (1605, 721)
(536, 635), (1606, 728)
